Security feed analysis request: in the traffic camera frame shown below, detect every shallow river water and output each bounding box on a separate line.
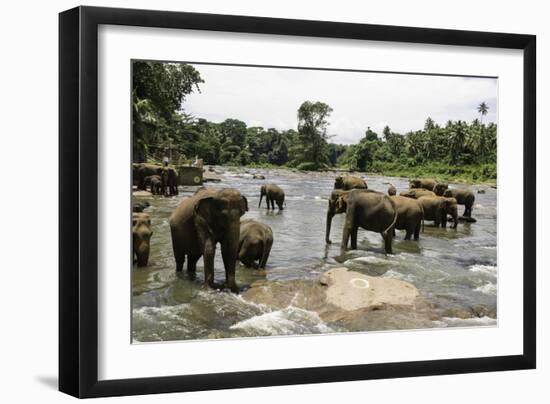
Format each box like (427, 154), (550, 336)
(132, 168), (497, 342)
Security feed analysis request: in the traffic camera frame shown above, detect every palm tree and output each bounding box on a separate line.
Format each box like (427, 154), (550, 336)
(477, 102), (489, 123)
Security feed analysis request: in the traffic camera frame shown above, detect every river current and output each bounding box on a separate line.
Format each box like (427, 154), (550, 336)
(132, 168), (497, 342)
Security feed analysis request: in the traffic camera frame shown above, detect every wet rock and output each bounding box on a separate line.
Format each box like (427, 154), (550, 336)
(471, 304), (497, 318)
(203, 173), (223, 182)
(441, 304), (496, 319)
(441, 307), (474, 319)
(319, 268), (418, 311)
(133, 190), (152, 197)
(448, 215), (477, 223)
(241, 268), (433, 331)
(241, 279), (327, 312)
(133, 200), (150, 212)
(253, 174), (266, 180)
(477, 189), (486, 194)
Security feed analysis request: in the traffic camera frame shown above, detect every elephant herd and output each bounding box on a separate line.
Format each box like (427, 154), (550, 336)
(132, 173), (476, 293)
(133, 163), (178, 197)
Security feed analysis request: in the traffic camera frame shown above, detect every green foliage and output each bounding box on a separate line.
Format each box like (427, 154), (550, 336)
(132, 61), (204, 162)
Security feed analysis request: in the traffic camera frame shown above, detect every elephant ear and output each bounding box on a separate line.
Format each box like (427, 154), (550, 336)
(194, 196), (215, 229)
(240, 196), (248, 214)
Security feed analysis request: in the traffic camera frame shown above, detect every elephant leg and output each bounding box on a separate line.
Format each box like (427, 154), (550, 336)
(341, 225), (351, 251)
(175, 255), (185, 272)
(414, 222), (421, 240)
(270, 198), (275, 210)
(202, 239), (216, 288)
(187, 254), (200, 273)
(221, 242), (238, 292)
(259, 238), (273, 269)
(350, 226), (358, 250)
(404, 228), (412, 240)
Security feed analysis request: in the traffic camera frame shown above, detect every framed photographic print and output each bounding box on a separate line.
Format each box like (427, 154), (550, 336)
(59, 6), (536, 398)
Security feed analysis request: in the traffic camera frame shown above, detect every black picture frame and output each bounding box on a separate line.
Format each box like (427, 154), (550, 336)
(59, 5), (536, 398)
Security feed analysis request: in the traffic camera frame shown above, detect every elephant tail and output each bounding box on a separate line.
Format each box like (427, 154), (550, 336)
(382, 196), (399, 238)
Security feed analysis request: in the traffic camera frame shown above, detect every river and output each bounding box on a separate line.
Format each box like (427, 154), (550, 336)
(132, 168), (497, 342)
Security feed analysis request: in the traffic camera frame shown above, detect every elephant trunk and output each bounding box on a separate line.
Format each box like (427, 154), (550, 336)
(325, 207), (335, 244)
(258, 190), (264, 208)
(136, 241), (150, 267)
(222, 223), (241, 292)
(451, 209), (459, 229)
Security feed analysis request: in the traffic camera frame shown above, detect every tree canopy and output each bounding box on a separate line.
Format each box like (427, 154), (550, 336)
(132, 62), (497, 181)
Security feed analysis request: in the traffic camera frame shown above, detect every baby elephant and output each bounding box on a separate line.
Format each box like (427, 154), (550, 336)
(443, 188), (475, 217)
(259, 184), (285, 210)
(144, 175), (162, 195)
(238, 219), (274, 269)
(417, 196), (458, 229)
(133, 212), (153, 267)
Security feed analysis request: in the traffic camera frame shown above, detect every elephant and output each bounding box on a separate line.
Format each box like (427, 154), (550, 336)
(133, 163), (163, 190)
(388, 184), (397, 196)
(334, 175), (368, 190)
(132, 200), (150, 212)
(400, 188), (436, 199)
(336, 189), (398, 254)
(325, 188), (380, 244)
(443, 188), (475, 217)
(433, 182), (449, 196)
(390, 195), (424, 240)
(417, 196), (458, 228)
(409, 178), (448, 195)
(133, 212), (152, 267)
(169, 187), (248, 292)
(144, 175), (163, 195)
(161, 167), (178, 196)
(409, 178), (437, 191)
(259, 184), (285, 210)
(238, 219), (274, 269)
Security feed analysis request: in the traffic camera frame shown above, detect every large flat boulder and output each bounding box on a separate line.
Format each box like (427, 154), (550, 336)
(319, 267), (419, 311)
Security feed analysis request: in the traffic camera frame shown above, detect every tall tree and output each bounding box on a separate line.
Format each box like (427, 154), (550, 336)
(291, 101), (333, 170)
(132, 61), (203, 162)
(477, 102), (489, 123)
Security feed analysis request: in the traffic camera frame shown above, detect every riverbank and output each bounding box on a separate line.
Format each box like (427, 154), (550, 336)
(368, 161), (497, 186)
(224, 163), (496, 187)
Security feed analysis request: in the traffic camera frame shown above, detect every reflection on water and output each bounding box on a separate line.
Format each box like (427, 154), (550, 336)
(132, 168), (497, 342)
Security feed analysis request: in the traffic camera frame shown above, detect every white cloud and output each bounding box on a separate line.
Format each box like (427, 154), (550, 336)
(183, 63), (497, 145)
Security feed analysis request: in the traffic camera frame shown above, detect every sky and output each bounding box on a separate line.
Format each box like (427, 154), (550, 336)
(182, 63), (497, 145)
